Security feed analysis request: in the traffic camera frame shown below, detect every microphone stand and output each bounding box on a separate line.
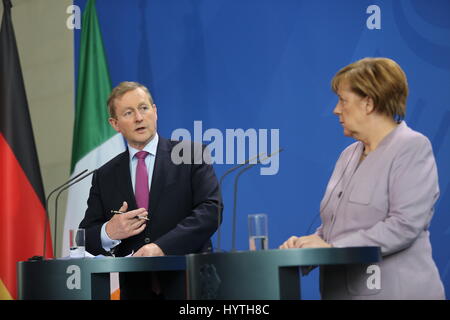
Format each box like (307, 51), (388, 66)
(216, 152), (264, 252)
(52, 169), (95, 258)
(231, 163), (257, 251)
(230, 148), (283, 252)
(29, 169), (88, 261)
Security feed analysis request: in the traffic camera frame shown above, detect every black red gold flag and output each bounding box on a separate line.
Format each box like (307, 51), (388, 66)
(0, 0), (53, 300)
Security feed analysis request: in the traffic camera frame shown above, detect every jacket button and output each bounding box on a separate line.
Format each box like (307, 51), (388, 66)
(144, 237), (151, 244)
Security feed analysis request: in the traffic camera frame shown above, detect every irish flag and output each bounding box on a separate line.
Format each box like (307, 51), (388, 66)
(62, 0), (125, 268)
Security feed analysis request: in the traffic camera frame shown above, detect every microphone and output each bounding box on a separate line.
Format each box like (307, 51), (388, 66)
(231, 148), (284, 252)
(216, 152), (266, 252)
(52, 169), (96, 257)
(29, 169), (88, 261)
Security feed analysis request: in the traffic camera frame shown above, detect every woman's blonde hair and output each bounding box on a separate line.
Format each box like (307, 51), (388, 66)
(331, 57), (408, 120)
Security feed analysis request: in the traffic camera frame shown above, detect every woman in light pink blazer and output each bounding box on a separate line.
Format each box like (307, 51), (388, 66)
(281, 58), (445, 299)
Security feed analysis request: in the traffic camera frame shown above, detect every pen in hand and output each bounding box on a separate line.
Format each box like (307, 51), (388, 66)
(110, 210), (149, 220)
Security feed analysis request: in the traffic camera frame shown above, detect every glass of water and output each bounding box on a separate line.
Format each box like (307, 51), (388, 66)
(69, 228), (85, 258)
(248, 213), (268, 250)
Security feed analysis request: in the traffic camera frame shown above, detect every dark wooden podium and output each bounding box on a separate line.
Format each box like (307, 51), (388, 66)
(17, 247), (380, 300)
(186, 247), (381, 299)
(17, 256), (186, 300)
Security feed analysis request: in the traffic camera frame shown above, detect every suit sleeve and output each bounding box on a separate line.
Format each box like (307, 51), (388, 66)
(331, 136), (439, 256)
(154, 144), (221, 255)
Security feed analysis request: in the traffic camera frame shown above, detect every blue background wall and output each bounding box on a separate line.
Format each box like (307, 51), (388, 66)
(74, 0), (450, 299)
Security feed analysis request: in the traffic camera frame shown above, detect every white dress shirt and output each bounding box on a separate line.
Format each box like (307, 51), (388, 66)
(100, 133), (159, 252)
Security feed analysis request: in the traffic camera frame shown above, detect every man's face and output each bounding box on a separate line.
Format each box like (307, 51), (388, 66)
(109, 88), (158, 150)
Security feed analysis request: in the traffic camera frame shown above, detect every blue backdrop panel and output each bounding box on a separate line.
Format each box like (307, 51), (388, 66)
(74, 0), (450, 299)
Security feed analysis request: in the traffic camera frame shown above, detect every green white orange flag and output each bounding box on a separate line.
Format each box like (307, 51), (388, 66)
(62, 0), (125, 261)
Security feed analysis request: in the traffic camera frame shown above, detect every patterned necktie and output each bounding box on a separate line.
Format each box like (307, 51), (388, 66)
(135, 151), (149, 210)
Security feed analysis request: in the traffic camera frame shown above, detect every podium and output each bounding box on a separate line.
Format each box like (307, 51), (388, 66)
(186, 247), (381, 299)
(18, 247), (380, 300)
(17, 256), (186, 300)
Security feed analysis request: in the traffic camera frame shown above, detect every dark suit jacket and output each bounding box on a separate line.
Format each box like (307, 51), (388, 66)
(79, 136), (221, 298)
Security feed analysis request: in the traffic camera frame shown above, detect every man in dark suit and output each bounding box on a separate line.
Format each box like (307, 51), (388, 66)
(79, 81), (221, 299)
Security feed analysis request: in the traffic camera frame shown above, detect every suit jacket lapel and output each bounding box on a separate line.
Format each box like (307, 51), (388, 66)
(114, 150), (138, 210)
(149, 137), (174, 215)
(113, 137), (175, 214)
(320, 142), (362, 212)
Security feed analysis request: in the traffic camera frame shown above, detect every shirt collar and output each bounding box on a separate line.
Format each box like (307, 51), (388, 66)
(128, 132), (159, 159)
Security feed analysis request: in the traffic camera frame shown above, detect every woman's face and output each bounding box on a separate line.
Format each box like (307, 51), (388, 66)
(333, 81), (369, 138)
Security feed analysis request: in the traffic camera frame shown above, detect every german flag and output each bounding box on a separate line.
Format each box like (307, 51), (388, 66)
(0, 0), (53, 300)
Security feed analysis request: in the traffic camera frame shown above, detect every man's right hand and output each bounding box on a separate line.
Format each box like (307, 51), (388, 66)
(105, 201), (148, 240)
